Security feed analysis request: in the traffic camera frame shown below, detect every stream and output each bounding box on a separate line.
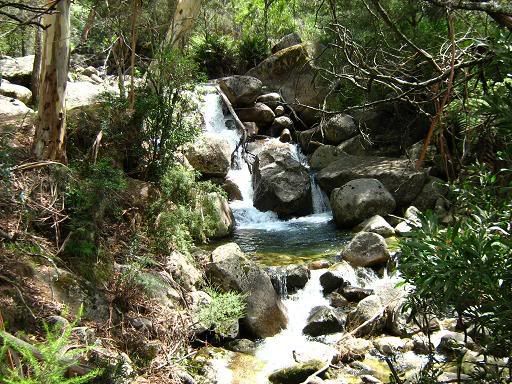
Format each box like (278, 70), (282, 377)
(199, 88), (422, 383)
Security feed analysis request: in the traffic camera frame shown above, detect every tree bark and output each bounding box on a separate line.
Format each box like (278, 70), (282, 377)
(33, 0), (71, 163)
(164, 0), (201, 48)
(31, 21), (43, 106)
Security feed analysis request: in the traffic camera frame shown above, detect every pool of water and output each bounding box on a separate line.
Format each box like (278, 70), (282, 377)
(232, 213), (352, 266)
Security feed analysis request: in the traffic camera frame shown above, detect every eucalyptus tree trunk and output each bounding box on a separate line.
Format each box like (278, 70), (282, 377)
(33, 0), (71, 163)
(164, 0), (201, 48)
(31, 20), (42, 106)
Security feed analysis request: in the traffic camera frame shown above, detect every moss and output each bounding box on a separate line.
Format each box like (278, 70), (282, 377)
(268, 360), (325, 384)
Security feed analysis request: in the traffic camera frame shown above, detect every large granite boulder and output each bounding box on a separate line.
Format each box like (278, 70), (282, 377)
(341, 232), (390, 267)
(0, 80), (32, 104)
(346, 295), (386, 337)
(236, 102), (275, 126)
(205, 243), (287, 338)
(310, 145), (342, 171)
(0, 55), (34, 87)
(330, 179), (396, 228)
(185, 133), (232, 177)
(322, 114), (357, 145)
(303, 306), (346, 337)
(247, 43), (328, 125)
(271, 33), (303, 54)
(318, 154), (427, 207)
(252, 143), (312, 218)
(66, 81), (117, 112)
(0, 95), (34, 126)
(217, 75), (262, 107)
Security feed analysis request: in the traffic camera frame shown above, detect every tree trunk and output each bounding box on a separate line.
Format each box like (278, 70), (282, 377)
(164, 0), (201, 48)
(31, 21), (43, 106)
(33, 0), (71, 163)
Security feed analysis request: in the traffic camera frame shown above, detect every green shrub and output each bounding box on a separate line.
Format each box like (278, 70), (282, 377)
(153, 164), (225, 254)
(198, 288), (246, 336)
(237, 34), (269, 71)
(0, 311), (101, 384)
(189, 33), (238, 78)
(399, 164), (512, 357)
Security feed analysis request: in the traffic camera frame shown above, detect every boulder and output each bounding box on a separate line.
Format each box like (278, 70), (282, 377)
(340, 287), (374, 303)
(411, 176), (449, 211)
(185, 133), (232, 177)
(218, 75), (262, 107)
(236, 102), (275, 126)
(256, 92), (282, 107)
(335, 334), (373, 363)
(298, 127), (325, 154)
(271, 116), (293, 137)
(222, 179), (243, 201)
(266, 264), (310, 295)
(269, 360), (325, 384)
(373, 336), (411, 356)
(66, 81), (117, 112)
(247, 43), (328, 125)
(318, 154), (427, 207)
(271, 33), (302, 54)
(346, 295), (386, 337)
(0, 55), (34, 87)
(274, 105), (285, 116)
(302, 306), (345, 337)
(205, 192), (234, 238)
(337, 135), (368, 156)
(81, 66), (99, 77)
(0, 95), (34, 126)
(252, 144), (312, 218)
(341, 232), (390, 267)
(354, 215), (395, 238)
(322, 114), (357, 145)
(394, 206), (422, 236)
(310, 145), (342, 171)
(329, 292), (349, 308)
(205, 243), (287, 338)
(0, 80), (32, 104)
(319, 271), (345, 294)
(330, 179), (396, 228)
(244, 121), (259, 136)
(279, 128), (292, 143)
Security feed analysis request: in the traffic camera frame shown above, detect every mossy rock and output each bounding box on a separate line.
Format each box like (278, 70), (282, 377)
(268, 359), (325, 384)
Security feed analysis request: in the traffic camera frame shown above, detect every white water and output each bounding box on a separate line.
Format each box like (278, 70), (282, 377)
(200, 88), (332, 231)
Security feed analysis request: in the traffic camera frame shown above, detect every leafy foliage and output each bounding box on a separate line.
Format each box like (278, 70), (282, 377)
(153, 164), (225, 254)
(198, 288), (246, 336)
(0, 311), (101, 384)
(189, 33), (238, 78)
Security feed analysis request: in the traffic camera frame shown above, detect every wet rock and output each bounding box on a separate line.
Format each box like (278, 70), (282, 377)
(272, 33), (303, 54)
(253, 143), (312, 218)
(322, 114), (357, 145)
(334, 335), (372, 363)
(354, 215), (395, 238)
(205, 243), (287, 338)
(373, 336), (412, 355)
(0, 80), (32, 104)
(218, 75), (262, 107)
(303, 306), (346, 337)
(328, 292), (349, 308)
(275, 105), (285, 116)
(271, 116), (294, 137)
(308, 259), (332, 270)
(340, 286), (374, 303)
(256, 92), (282, 107)
(223, 179), (243, 201)
(319, 270), (346, 294)
(185, 133), (232, 177)
(280, 128), (292, 143)
(317, 154), (427, 207)
(0, 55), (34, 87)
(285, 264), (310, 293)
(341, 232), (390, 268)
(330, 179), (396, 228)
(346, 295), (386, 337)
(236, 102), (275, 126)
(268, 359), (325, 384)
(225, 339), (257, 354)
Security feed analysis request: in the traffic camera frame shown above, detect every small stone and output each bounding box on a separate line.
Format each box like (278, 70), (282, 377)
(319, 271), (345, 294)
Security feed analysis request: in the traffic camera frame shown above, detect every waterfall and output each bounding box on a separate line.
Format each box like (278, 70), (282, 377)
(311, 174), (331, 214)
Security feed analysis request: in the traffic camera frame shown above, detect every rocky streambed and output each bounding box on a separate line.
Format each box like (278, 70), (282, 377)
(185, 86), (490, 384)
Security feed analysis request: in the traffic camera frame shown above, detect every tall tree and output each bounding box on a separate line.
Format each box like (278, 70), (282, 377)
(33, 0), (71, 163)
